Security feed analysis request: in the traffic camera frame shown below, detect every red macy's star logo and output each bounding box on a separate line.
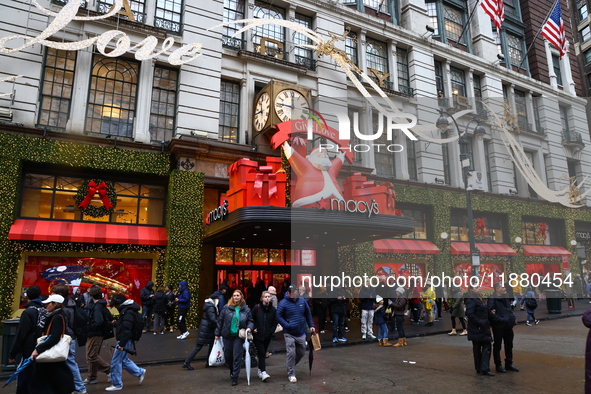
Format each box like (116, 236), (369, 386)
(316, 197), (330, 210)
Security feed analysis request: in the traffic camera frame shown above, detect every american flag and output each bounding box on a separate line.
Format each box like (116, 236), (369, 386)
(481, 0), (505, 31)
(542, 1), (567, 59)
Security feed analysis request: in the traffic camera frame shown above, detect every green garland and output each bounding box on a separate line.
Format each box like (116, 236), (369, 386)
(0, 132), (170, 321)
(75, 179), (117, 218)
(164, 170), (204, 329)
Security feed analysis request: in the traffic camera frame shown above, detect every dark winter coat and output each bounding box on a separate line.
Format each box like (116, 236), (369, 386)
(197, 297), (219, 345)
(329, 289), (348, 316)
(450, 290), (466, 318)
(359, 286), (377, 310)
(177, 281), (191, 310)
(87, 299), (111, 338)
(140, 281), (154, 307)
(153, 291), (168, 314)
(487, 294), (516, 329)
(251, 302), (278, 341)
(276, 292), (314, 337)
(212, 290), (226, 309)
(115, 300), (141, 345)
(62, 296), (76, 340)
(374, 305), (388, 325)
(215, 302), (254, 339)
(582, 308), (591, 394)
(30, 308), (75, 394)
(392, 296), (407, 316)
(465, 295), (492, 343)
(9, 299), (44, 359)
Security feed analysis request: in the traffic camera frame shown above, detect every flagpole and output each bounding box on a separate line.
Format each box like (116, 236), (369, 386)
(455, 0), (481, 48)
(517, 0), (560, 70)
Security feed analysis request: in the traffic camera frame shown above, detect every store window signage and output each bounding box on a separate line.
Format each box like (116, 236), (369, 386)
(576, 231), (591, 241)
(0, 0), (201, 65)
(206, 199), (229, 225)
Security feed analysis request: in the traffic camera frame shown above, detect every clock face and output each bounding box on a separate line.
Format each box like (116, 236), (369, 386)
(253, 92), (270, 132)
(274, 89), (309, 122)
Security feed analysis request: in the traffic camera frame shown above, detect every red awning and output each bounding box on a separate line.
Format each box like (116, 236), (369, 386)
(374, 239), (440, 254)
(8, 219), (167, 245)
(523, 245), (572, 257)
(451, 242), (517, 256)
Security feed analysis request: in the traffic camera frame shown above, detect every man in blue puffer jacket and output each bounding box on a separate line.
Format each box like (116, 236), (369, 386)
(176, 280), (191, 340)
(276, 285), (315, 383)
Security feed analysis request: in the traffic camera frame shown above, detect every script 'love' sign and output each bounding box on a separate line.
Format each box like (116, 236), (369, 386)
(0, 0), (202, 65)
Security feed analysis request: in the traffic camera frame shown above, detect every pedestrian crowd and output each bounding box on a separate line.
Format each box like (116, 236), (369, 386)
(8, 276), (588, 392)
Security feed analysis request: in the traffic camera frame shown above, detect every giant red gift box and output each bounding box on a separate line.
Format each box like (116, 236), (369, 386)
(227, 158), (258, 191)
(226, 158), (286, 209)
(342, 173), (399, 216)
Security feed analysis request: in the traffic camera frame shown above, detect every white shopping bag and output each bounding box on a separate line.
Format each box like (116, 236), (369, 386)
(208, 339), (225, 367)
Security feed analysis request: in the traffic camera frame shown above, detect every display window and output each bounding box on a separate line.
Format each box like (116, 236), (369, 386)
(373, 262), (425, 284)
(453, 262), (504, 289)
(19, 256), (153, 306)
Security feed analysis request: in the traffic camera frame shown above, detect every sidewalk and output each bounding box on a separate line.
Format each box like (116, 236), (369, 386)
(1, 299), (588, 379)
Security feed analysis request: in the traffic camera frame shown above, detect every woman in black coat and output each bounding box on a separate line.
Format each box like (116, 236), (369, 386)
(153, 287), (168, 335)
(215, 290), (254, 386)
(30, 294), (75, 394)
(465, 285), (495, 376)
(251, 291), (277, 381)
(165, 285), (176, 332)
(182, 294), (220, 370)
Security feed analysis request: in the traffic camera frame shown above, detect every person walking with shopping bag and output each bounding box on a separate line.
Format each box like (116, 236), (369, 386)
(29, 294), (76, 393)
(183, 294), (220, 370)
(215, 290), (254, 386)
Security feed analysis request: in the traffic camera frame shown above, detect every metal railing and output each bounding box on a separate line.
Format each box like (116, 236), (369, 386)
(253, 44), (289, 61)
(562, 131), (584, 144)
(51, 0), (87, 8)
(97, 1), (146, 23)
(397, 84), (414, 97)
(294, 55), (316, 71)
(154, 17), (182, 35)
(222, 35), (245, 50)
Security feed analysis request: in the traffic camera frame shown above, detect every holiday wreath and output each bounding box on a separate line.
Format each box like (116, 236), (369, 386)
(75, 179), (117, 218)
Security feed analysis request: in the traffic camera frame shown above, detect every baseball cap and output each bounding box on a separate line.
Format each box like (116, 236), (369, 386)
(42, 294), (64, 304)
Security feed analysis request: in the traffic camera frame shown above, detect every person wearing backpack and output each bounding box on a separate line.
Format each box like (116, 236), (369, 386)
(84, 285), (112, 385)
(8, 285), (45, 394)
(106, 294), (146, 391)
(523, 286), (540, 326)
(51, 284), (87, 394)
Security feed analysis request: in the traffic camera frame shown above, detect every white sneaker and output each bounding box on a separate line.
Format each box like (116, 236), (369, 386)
(261, 371), (271, 381)
(177, 334), (184, 339)
(181, 331), (189, 339)
(170, 328), (174, 332)
(83, 379), (98, 385)
(257, 369), (263, 379)
(105, 386), (122, 391)
(138, 369), (146, 384)
(288, 375), (297, 383)
(368, 334), (376, 339)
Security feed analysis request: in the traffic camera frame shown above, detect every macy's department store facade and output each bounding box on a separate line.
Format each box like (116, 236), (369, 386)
(2, 125), (591, 324)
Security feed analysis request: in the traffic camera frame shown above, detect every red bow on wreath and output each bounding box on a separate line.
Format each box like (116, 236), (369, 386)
(537, 222), (547, 239)
(78, 181), (114, 210)
(474, 218), (486, 237)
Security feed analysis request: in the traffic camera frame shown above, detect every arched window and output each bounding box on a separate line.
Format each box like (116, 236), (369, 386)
(86, 56), (139, 138)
